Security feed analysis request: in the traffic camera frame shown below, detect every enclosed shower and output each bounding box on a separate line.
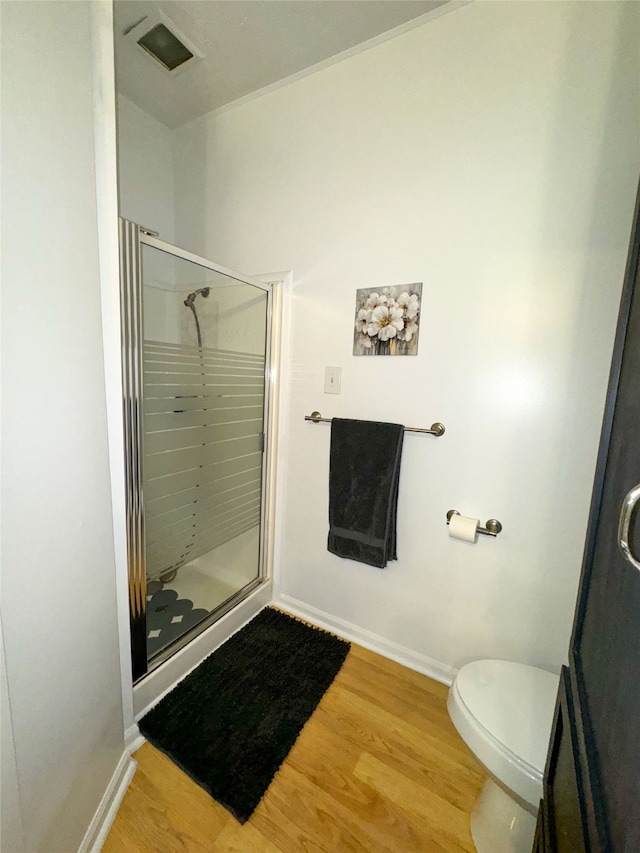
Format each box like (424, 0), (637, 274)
(119, 220), (272, 682)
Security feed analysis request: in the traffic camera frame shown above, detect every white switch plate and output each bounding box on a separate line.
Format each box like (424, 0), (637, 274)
(324, 366), (341, 394)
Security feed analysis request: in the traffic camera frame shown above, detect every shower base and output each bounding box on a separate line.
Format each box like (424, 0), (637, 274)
(146, 527), (261, 659)
(146, 582), (209, 658)
(159, 527), (259, 613)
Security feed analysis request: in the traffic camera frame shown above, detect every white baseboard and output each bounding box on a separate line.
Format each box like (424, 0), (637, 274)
(78, 750), (136, 853)
(124, 723), (145, 755)
(276, 594), (457, 686)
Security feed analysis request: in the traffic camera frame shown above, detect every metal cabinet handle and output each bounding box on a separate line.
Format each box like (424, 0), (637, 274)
(618, 483), (640, 573)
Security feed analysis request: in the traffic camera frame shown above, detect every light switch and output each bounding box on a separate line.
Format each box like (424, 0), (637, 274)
(324, 366), (341, 394)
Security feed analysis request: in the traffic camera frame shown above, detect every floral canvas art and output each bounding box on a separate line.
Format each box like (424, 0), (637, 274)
(353, 283), (422, 356)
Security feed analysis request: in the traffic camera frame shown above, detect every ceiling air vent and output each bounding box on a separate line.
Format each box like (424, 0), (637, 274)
(124, 11), (204, 76)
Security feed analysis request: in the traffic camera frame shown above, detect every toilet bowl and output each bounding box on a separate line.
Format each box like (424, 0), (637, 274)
(448, 659), (559, 853)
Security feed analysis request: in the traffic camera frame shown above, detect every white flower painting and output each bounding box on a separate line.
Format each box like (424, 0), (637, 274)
(353, 283), (422, 356)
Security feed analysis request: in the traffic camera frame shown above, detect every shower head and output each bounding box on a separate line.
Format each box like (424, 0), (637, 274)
(183, 287), (210, 307)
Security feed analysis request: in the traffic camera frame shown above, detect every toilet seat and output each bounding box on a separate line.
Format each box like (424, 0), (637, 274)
(448, 659), (558, 808)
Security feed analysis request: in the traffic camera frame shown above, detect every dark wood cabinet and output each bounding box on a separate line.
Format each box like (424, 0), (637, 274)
(538, 184), (640, 852)
(541, 669), (588, 852)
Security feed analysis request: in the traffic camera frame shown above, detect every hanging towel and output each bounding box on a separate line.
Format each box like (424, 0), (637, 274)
(327, 418), (404, 569)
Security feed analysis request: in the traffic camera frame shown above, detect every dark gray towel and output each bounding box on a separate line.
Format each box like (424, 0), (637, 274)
(327, 418), (404, 568)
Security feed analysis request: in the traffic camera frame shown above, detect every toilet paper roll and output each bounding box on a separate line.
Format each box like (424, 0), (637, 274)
(449, 514), (480, 543)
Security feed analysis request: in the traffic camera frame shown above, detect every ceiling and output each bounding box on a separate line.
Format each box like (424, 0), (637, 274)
(114, 1), (454, 128)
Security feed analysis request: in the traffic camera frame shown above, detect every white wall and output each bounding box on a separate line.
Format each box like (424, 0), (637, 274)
(1, 618), (25, 853)
(117, 94), (175, 242)
(117, 95), (177, 298)
(211, 286), (268, 355)
(1, 2), (125, 850)
(173, 1), (640, 673)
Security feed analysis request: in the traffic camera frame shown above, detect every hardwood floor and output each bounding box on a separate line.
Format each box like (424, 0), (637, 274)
(104, 643), (484, 852)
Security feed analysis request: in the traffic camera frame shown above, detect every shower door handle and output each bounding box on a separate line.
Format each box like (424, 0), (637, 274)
(618, 483), (640, 573)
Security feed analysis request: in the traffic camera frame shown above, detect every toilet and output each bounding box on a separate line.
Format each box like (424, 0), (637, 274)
(448, 659), (559, 853)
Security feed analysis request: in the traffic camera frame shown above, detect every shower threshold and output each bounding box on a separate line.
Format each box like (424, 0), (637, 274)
(144, 574), (266, 675)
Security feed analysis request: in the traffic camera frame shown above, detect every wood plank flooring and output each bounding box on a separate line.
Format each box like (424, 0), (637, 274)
(104, 643), (484, 852)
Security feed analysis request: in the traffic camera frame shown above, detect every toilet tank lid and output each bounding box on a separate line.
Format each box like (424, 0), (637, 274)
(455, 659), (559, 771)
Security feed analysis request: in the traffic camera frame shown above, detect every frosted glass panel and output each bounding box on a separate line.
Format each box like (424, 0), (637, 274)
(141, 244), (267, 662)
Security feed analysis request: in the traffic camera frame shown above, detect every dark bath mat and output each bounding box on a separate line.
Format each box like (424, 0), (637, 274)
(138, 606), (350, 823)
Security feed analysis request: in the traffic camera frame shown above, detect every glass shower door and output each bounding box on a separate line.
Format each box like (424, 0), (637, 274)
(120, 220), (271, 679)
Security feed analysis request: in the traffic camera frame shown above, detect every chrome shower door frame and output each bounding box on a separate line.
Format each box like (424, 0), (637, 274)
(119, 219), (274, 683)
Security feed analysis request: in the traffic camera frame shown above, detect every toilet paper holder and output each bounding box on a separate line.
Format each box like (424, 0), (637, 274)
(446, 510), (502, 537)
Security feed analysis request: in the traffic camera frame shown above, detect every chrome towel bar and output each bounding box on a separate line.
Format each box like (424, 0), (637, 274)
(304, 411), (445, 436)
